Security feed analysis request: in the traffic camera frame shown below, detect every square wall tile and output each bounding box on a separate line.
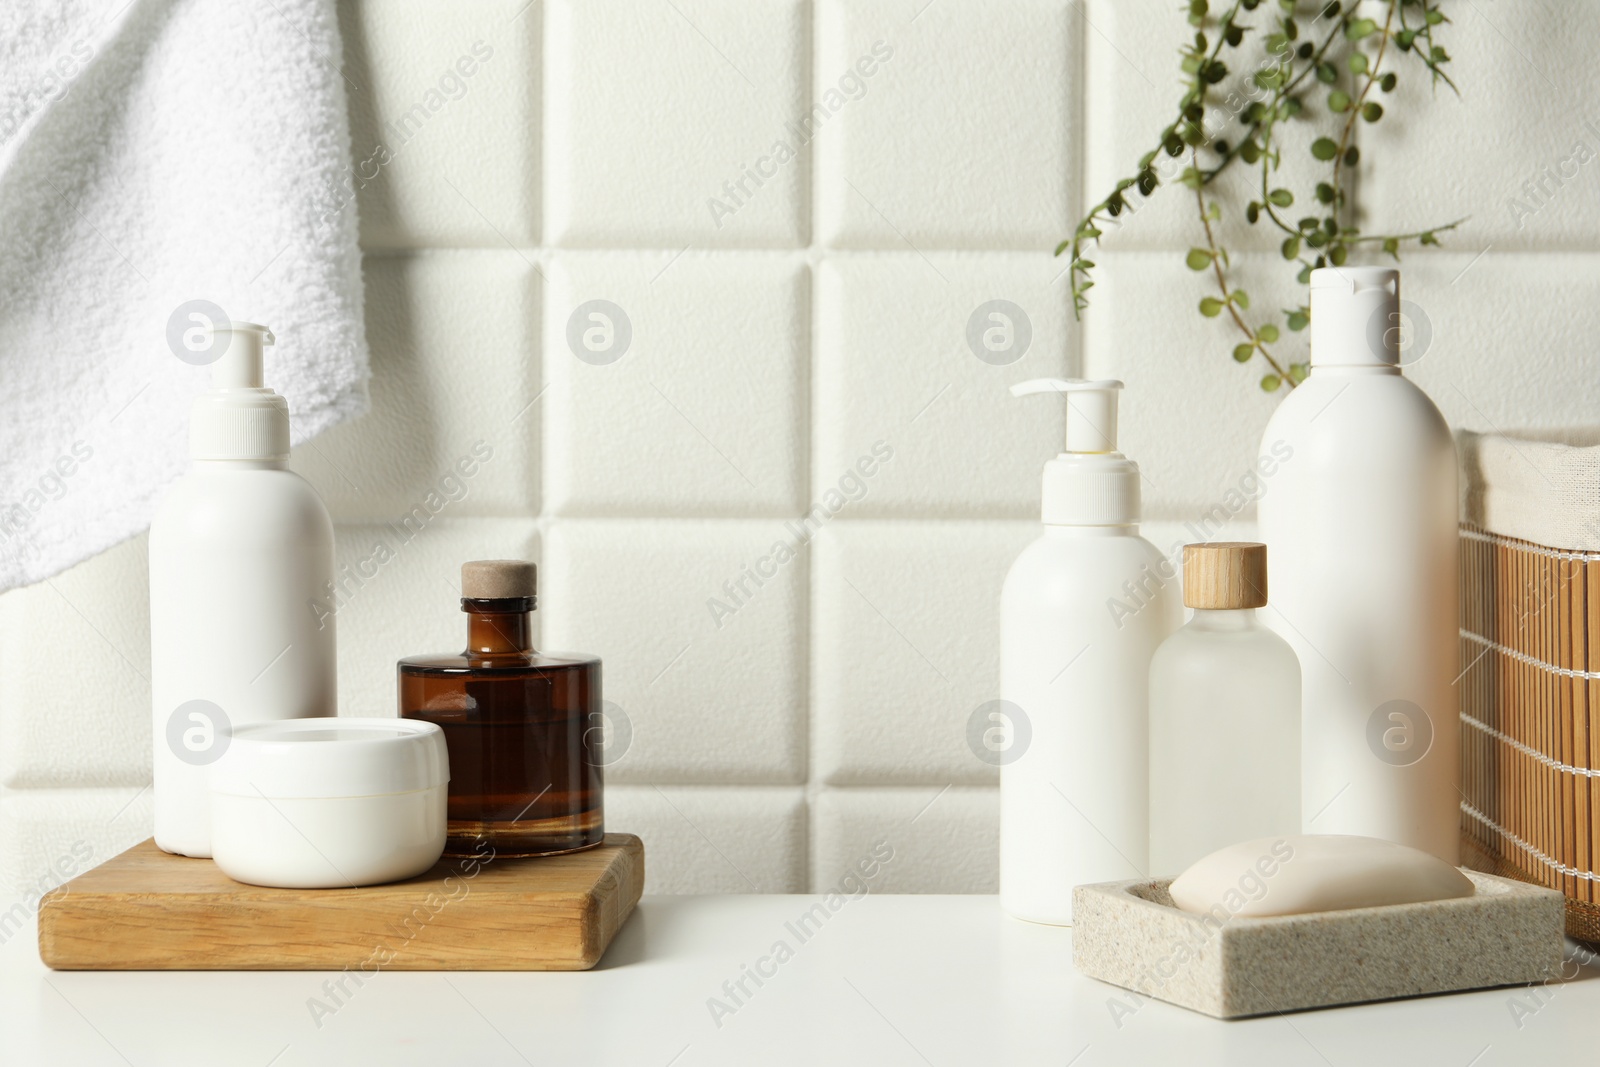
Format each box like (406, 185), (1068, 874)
(541, 520), (806, 784)
(813, 787), (996, 893)
(816, 0), (1078, 249)
(332, 518), (539, 717)
(290, 252), (540, 522)
(1082, 251), (1286, 521)
(1400, 253), (1600, 434)
(0, 536), (149, 789)
(1363, 2), (1600, 250)
(606, 786), (806, 892)
(546, 0), (809, 247)
(813, 521), (1036, 787)
(339, 0), (540, 248)
(1081, 0), (1346, 254)
(0, 788), (151, 908)
(544, 253), (808, 516)
(815, 253), (1073, 518)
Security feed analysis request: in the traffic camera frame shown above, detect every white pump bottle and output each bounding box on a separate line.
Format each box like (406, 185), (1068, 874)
(1257, 267), (1459, 862)
(999, 379), (1181, 924)
(149, 323), (337, 858)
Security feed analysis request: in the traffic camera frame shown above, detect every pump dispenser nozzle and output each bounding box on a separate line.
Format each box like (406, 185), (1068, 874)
(1011, 377), (1140, 526)
(211, 322), (275, 390)
(190, 322), (291, 462)
(1010, 378), (1124, 454)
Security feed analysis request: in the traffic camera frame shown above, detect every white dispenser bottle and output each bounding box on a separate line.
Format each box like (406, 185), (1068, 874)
(1148, 542), (1301, 874)
(1257, 267), (1459, 862)
(150, 323), (337, 858)
(999, 379), (1181, 924)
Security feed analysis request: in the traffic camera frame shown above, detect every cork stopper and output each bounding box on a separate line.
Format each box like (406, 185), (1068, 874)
(461, 559), (537, 601)
(1182, 542), (1268, 609)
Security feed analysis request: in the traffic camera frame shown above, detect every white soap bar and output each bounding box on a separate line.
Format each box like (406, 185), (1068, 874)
(1168, 834), (1474, 918)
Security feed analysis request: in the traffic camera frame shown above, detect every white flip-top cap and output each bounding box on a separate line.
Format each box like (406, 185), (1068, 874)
(210, 718), (449, 799)
(189, 322), (291, 460)
(1309, 266), (1400, 367)
(1011, 379), (1141, 526)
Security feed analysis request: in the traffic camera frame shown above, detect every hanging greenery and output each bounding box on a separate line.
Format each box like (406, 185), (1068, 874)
(1059, 0), (1462, 392)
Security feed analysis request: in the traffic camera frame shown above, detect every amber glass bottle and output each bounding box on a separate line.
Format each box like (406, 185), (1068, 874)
(399, 560), (603, 857)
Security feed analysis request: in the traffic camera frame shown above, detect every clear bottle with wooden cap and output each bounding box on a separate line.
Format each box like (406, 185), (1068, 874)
(398, 560), (603, 857)
(1148, 542), (1301, 874)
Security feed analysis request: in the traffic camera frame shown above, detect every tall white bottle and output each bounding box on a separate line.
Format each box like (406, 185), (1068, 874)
(999, 379), (1181, 924)
(1257, 267), (1459, 862)
(150, 323), (337, 858)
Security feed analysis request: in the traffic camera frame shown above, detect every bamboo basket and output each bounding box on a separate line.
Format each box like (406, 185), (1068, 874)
(1457, 430), (1600, 945)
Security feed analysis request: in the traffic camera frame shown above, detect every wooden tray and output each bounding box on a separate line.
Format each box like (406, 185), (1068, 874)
(39, 834), (643, 971)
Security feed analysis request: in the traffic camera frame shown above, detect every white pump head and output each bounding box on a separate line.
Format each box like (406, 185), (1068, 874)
(1010, 378), (1124, 453)
(1011, 378), (1140, 526)
(189, 322), (291, 461)
(1309, 266), (1400, 367)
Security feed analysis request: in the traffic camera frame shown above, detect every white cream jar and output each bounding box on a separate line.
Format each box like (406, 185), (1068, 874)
(210, 718), (449, 889)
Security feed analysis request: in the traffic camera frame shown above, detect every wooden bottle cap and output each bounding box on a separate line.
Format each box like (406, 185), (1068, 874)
(461, 559), (537, 600)
(1182, 542), (1268, 609)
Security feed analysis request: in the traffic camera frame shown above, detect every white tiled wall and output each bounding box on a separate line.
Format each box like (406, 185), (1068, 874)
(4, 0), (1598, 897)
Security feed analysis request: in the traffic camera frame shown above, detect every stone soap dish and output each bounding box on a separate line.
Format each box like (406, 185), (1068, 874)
(1072, 870), (1563, 1019)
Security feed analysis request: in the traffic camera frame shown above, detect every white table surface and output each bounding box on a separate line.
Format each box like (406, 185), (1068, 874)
(3, 894), (1596, 1066)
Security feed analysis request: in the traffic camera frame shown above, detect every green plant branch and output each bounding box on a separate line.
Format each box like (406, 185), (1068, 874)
(1058, 0), (1465, 394)
(1194, 149), (1293, 385)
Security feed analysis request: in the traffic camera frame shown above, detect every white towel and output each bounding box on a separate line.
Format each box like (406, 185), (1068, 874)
(0, 0), (368, 592)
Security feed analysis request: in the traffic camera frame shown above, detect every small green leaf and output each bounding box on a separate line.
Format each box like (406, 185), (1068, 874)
(1260, 373), (1283, 392)
(1419, 230), (1440, 246)
(1316, 62), (1337, 85)
(1258, 323), (1280, 343)
(1329, 243), (1348, 266)
(1186, 248), (1214, 271)
(1347, 52), (1368, 74)
(1200, 296), (1225, 317)
(1286, 309), (1309, 331)
(1343, 145), (1360, 166)
(1315, 182), (1335, 204)
(1268, 188), (1294, 207)
(1382, 236), (1400, 259)
(1346, 17), (1377, 40)
(1296, 263), (1313, 284)
(1328, 89), (1351, 112)
(1246, 202), (1261, 224)
(1395, 29), (1416, 50)
(1233, 343), (1255, 363)
(1380, 71), (1397, 92)
(1289, 362), (1309, 383)
(1231, 289), (1251, 310)
(1189, 0), (1207, 17)
(1239, 139), (1262, 164)
(1311, 137), (1339, 161)
(1281, 235), (1300, 259)
(1426, 8), (1445, 25)
(1362, 101), (1383, 122)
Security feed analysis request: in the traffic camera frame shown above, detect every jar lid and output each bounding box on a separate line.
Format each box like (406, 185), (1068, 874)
(210, 718), (449, 799)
